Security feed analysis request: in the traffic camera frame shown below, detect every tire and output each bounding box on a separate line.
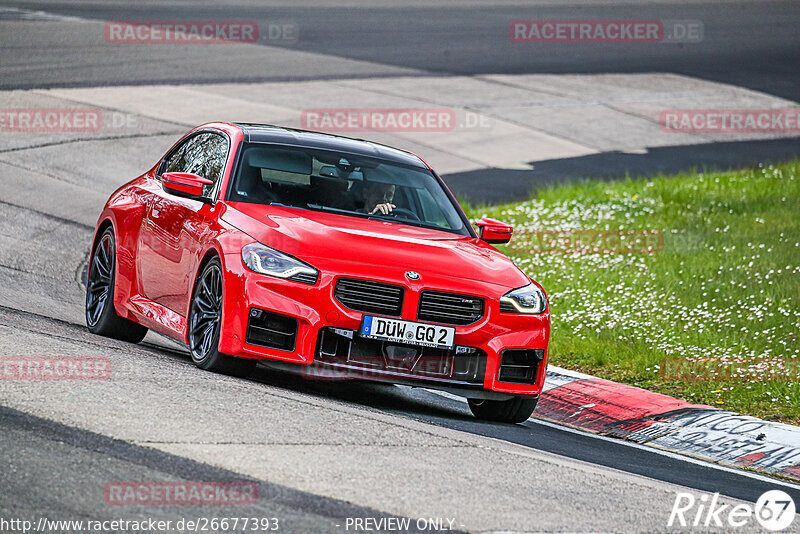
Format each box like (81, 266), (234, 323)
(467, 396), (538, 424)
(85, 227), (148, 343)
(187, 257), (256, 378)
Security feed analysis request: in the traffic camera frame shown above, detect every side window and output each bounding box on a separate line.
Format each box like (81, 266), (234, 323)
(162, 132), (228, 197)
(164, 143), (187, 174)
(416, 187), (449, 228)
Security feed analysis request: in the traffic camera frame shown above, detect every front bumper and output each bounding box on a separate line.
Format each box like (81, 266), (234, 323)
(217, 253), (550, 396)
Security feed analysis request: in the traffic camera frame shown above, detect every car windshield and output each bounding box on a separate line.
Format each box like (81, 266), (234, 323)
(227, 143), (470, 235)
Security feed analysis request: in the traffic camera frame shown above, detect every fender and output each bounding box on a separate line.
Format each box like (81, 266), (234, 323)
(91, 177), (152, 321)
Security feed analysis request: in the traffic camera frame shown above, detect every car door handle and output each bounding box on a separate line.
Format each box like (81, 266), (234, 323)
(152, 208), (161, 218)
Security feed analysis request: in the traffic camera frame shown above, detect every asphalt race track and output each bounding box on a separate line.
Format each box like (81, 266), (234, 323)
(2, 0), (800, 101)
(1, 1), (799, 532)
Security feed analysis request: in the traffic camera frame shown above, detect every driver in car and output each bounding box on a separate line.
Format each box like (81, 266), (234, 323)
(361, 181), (396, 215)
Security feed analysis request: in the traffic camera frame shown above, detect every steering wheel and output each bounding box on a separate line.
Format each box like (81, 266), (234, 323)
(385, 207), (420, 221)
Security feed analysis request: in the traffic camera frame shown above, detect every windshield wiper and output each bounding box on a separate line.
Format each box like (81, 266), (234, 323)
(367, 214), (447, 231)
(306, 204), (361, 216)
(283, 203), (457, 234)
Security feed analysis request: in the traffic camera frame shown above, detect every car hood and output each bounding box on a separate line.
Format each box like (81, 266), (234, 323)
(221, 202), (530, 289)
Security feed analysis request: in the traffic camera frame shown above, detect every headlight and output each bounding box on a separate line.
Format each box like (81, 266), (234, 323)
(241, 242), (318, 284)
(500, 283), (546, 314)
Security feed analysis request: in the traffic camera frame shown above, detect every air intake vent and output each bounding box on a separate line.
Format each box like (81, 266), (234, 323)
(246, 308), (298, 351)
(334, 278), (404, 317)
(498, 349), (544, 384)
(417, 290), (484, 326)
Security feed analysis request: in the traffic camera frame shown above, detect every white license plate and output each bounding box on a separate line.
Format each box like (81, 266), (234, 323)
(360, 315), (455, 350)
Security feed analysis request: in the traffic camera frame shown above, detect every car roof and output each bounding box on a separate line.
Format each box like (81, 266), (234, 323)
(231, 123), (428, 169)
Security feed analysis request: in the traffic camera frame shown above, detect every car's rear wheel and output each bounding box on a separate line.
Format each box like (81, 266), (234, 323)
(188, 257), (256, 378)
(467, 396), (538, 424)
(85, 227), (148, 343)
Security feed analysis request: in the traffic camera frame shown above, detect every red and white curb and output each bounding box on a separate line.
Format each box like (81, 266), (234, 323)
(537, 367), (800, 483)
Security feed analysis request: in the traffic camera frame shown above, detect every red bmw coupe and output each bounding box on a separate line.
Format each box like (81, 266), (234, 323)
(86, 123), (550, 423)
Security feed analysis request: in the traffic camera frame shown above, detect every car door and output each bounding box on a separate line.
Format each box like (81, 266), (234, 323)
(137, 131), (229, 317)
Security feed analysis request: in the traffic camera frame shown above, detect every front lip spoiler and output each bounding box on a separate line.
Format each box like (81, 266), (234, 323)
(260, 360), (519, 401)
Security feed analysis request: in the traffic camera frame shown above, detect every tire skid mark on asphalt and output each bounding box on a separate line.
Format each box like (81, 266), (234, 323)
(0, 404), (452, 534)
(0, 130), (183, 155)
(0, 6), (90, 23)
(0, 197), (93, 230)
(0, 304), (183, 357)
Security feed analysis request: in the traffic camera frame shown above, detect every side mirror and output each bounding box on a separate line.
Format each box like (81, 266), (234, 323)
(475, 217), (513, 245)
(161, 172), (214, 205)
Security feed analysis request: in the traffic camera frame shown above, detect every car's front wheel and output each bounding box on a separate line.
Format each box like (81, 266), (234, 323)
(188, 257), (256, 378)
(85, 227), (148, 343)
(467, 396), (538, 424)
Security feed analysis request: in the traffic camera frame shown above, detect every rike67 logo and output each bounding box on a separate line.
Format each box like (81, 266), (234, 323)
(669, 490), (796, 531)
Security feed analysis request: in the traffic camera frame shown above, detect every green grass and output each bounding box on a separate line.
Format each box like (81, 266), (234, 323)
(464, 162), (800, 424)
